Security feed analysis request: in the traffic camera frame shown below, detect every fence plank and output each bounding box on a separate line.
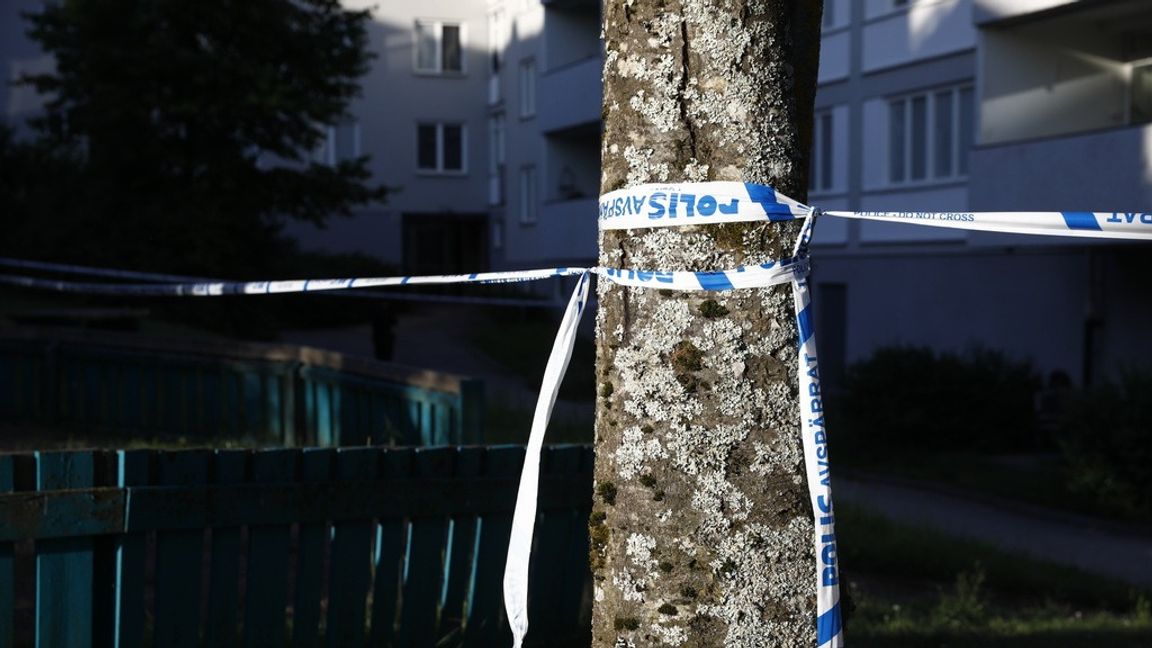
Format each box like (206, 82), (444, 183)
(291, 448), (334, 647)
(151, 450), (210, 648)
(464, 446), (522, 646)
(438, 448), (483, 640)
(325, 448), (377, 648)
(244, 449), (297, 648)
(366, 449), (412, 646)
(36, 451), (96, 648)
(0, 455), (13, 647)
(205, 450), (248, 647)
(114, 450), (150, 648)
(397, 448), (454, 646)
(531, 446), (588, 636)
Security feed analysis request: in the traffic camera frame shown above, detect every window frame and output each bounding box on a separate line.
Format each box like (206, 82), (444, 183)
(313, 119), (360, 167)
(809, 109), (835, 195)
(519, 58), (537, 119)
(519, 165), (537, 225)
(886, 83), (973, 187)
(413, 19), (467, 75)
(416, 122), (468, 175)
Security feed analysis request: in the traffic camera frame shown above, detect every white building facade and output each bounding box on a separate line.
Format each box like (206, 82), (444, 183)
(3, 0), (1150, 383)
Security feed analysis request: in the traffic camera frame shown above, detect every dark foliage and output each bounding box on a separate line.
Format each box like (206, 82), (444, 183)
(1, 0), (386, 278)
(1059, 370), (1152, 519)
(833, 345), (1041, 456)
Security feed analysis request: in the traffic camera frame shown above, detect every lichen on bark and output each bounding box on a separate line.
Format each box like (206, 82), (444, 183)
(593, 0), (823, 646)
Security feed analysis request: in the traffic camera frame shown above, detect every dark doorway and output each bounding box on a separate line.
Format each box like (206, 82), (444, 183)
(402, 212), (489, 275)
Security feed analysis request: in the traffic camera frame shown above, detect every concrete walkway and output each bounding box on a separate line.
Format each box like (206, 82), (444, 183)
(834, 474), (1152, 587)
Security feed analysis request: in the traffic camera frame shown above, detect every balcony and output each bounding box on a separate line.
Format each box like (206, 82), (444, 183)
(538, 56), (601, 134)
(969, 123), (1152, 214)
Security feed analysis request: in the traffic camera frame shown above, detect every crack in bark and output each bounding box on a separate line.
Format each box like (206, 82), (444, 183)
(678, 18), (698, 162)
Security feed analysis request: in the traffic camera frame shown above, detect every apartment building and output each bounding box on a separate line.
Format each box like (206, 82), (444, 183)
(3, 0), (1149, 382)
(809, 0), (1152, 386)
(290, 0), (601, 281)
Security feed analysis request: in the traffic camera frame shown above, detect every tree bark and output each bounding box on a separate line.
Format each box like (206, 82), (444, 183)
(592, 1), (823, 646)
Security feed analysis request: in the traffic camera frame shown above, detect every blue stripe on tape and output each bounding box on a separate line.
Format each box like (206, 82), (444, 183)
(744, 182), (794, 221)
(1061, 211), (1101, 231)
(797, 303), (814, 344)
(816, 602), (842, 646)
(694, 271), (734, 291)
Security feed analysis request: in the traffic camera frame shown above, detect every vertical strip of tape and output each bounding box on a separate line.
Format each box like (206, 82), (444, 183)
(792, 276), (844, 648)
(503, 272), (591, 648)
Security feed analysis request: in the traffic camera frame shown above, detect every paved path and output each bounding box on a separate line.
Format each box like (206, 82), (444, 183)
(834, 475), (1152, 587)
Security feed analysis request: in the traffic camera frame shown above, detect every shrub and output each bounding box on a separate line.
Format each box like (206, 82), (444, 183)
(1059, 370), (1152, 518)
(833, 345), (1041, 457)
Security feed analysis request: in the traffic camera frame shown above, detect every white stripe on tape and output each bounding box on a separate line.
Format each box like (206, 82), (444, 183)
(9, 178), (1150, 648)
(0, 267), (588, 296)
(598, 181), (810, 230)
(504, 271), (590, 648)
(825, 210), (1152, 240)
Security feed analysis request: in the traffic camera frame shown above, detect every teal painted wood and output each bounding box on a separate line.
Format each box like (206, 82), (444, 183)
(558, 446), (594, 633)
(531, 447), (587, 635)
(459, 379), (485, 444)
(244, 448), (297, 648)
(0, 455), (14, 647)
(316, 382), (333, 446)
(291, 448), (334, 647)
(152, 450), (210, 648)
(438, 448), (483, 640)
(397, 448), (454, 646)
(366, 449), (412, 647)
(205, 450), (247, 647)
(265, 374), (282, 443)
(114, 450), (149, 648)
(325, 448), (377, 648)
(90, 451), (120, 646)
(35, 451), (96, 648)
(282, 370), (298, 447)
(239, 370), (259, 437)
(463, 446), (521, 646)
(331, 383), (344, 445)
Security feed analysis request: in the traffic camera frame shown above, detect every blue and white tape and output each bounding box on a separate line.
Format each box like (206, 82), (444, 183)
(825, 209), (1152, 240)
(7, 181), (1150, 648)
(599, 181), (811, 229)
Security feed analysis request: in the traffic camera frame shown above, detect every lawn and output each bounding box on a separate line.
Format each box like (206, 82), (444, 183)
(837, 502), (1152, 646)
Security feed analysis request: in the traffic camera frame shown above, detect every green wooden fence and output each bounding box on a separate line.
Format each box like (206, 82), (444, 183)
(0, 329), (484, 447)
(0, 444), (592, 647)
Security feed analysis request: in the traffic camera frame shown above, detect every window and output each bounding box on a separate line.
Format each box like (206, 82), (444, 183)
(809, 110), (834, 193)
(417, 123), (466, 173)
(888, 85), (973, 185)
(519, 166), (537, 224)
(822, 1), (835, 28)
(519, 59), (536, 118)
(488, 113), (506, 205)
(1131, 62), (1152, 124)
(415, 20), (463, 74)
(313, 119), (359, 166)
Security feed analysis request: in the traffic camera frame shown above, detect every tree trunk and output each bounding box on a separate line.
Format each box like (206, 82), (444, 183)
(592, 1), (823, 646)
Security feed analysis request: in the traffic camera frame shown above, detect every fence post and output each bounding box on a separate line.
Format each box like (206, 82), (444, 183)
(457, 378), (485, 445)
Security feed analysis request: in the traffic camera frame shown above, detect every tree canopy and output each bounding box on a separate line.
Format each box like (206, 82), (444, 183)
(2, 0), (386, 276)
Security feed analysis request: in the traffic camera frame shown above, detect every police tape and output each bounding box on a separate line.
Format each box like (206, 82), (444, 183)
(599, 181), (1152, 241)
(9, 181), (1149, 648)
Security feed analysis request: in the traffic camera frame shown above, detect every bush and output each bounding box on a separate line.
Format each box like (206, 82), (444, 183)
(1059, 370), (1152, 518)
(833, 346), (1041, 457)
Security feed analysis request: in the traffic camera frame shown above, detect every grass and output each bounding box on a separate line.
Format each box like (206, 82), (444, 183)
(837, 501), (1152, 646)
